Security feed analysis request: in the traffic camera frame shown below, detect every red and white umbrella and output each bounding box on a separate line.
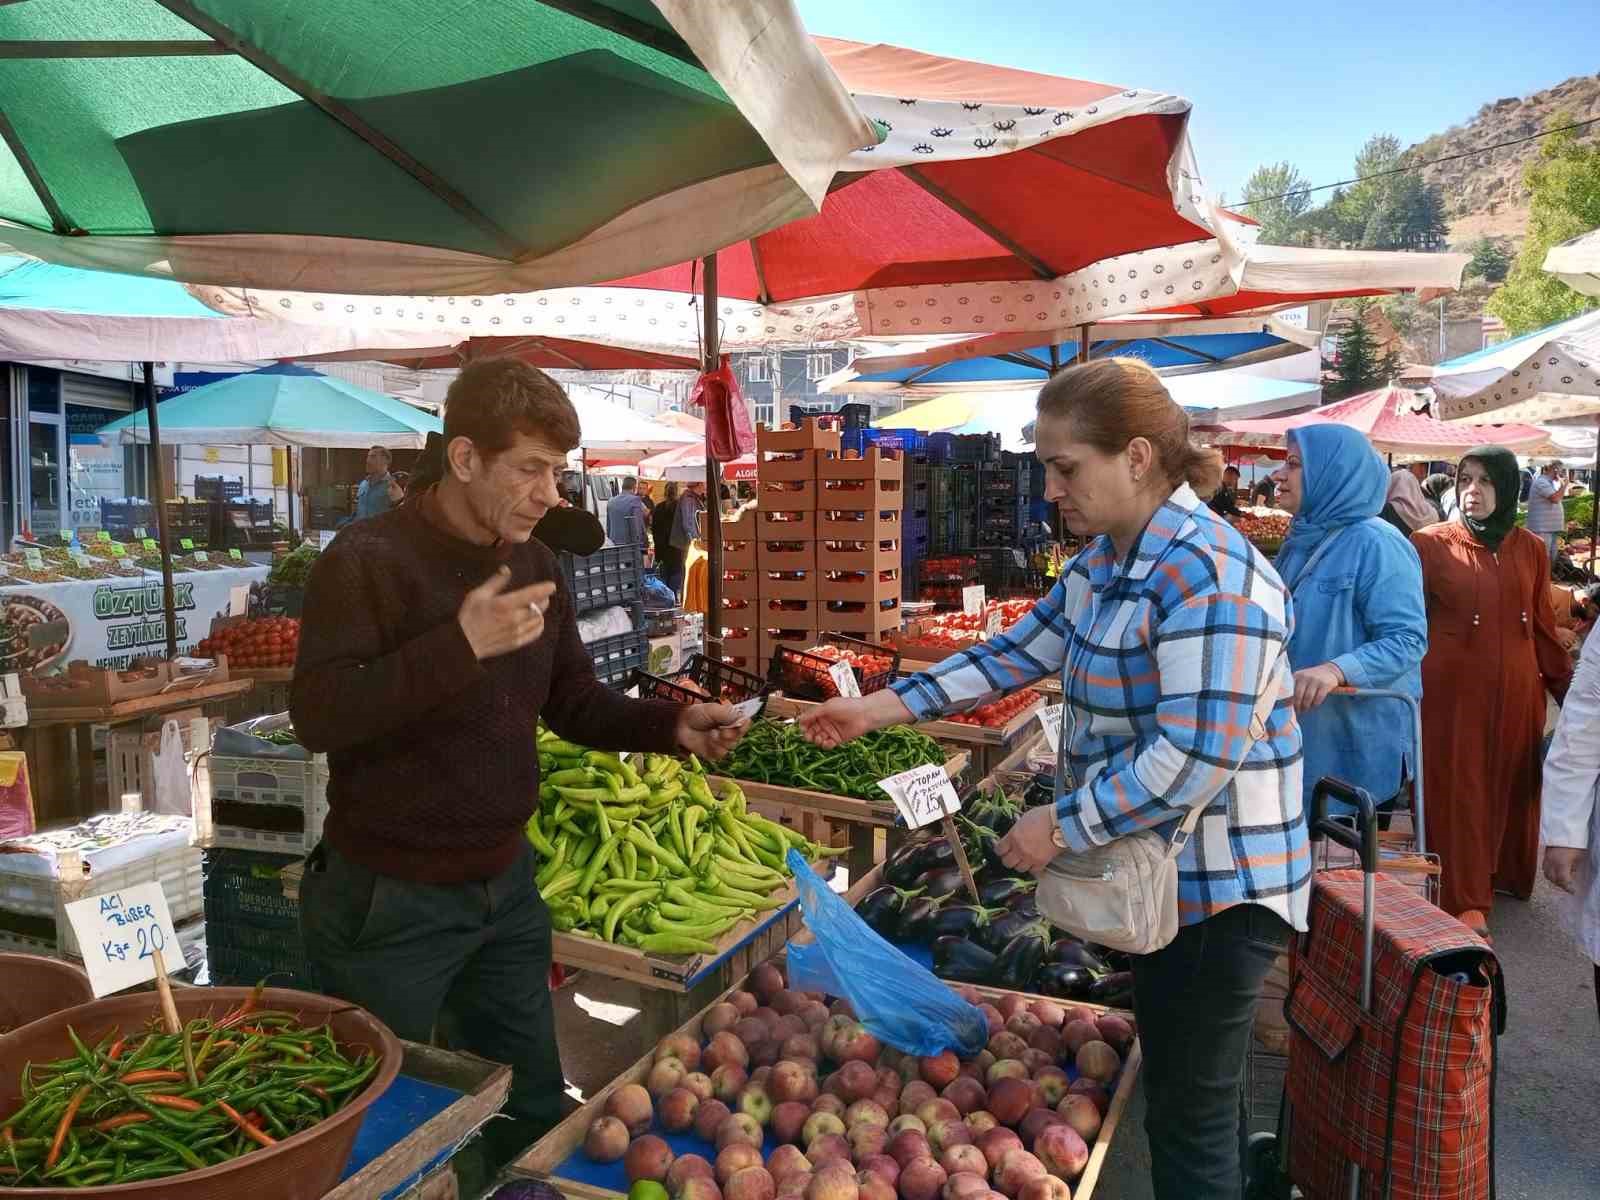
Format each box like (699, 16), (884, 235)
(629, 441), (756, 483)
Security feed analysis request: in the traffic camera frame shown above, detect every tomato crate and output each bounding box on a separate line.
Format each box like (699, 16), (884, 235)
(754, 449), (818, 482)
(818, 566), (902, 605)
(758, 569), (816, 601)
(819, 473), (903, 508)
(628, 653), (770, 707)
(818, 506), (902, 542)
(817, 597), (902, 636)
(755, 418), (842, 456)
(817, 446), (905, 484)
(767, 633), (901, 701)
(759, 628), (818, 662)
(722, 537), (758, 570)
(757, 539), (814, 573)
(817, 537), (900, 574)
(721, 568), (760, 600)
(755, 508), (817, 540)
(204, 753), (329, 855)
(758, 597), (817, 628)
(756, 477), (818, 510)
(560, 543), (645, 616)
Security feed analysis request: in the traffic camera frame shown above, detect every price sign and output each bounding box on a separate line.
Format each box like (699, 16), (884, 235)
(97, 530), (112, 543)
(134, 526), (148, 540)
(229, 548), (244, 561)
(179, 538), (194, 551)
(984, 609), (1002, 638)
(319, 530), (338, 550)
(729, 697), (764, 722)
(118, 559), (138, 572)
(58, 530), (73, 544)
(23, 549), (43, 570)
(108, 542), (125, 557)
(827, 660), (861, 699)
(1012, 549), (1028, 569)
(962, 584), (986, 615)
(877, 762), (962, 830)
(69, 550), (89, 567)
(64, 881), (182, 997)
(193, 550), (209, 563)
(142, 538), (159, 552)
(1036, 703), (1065, 748)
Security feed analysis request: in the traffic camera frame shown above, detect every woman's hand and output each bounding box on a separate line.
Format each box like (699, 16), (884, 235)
(676, 703), (750, 761)
(797, 690), (914, 749)
(1292, 662), (1344, 712)
(1543, 845), (1586, 894)
(997, 805), (1062, 875)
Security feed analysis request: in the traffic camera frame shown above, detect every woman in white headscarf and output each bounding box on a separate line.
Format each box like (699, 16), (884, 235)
(1543, 623), (1600, 1025)
(1380, 467), (1439, 535)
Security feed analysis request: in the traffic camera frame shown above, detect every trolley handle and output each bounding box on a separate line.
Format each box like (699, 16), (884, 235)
(1309, 777), (1379, 875)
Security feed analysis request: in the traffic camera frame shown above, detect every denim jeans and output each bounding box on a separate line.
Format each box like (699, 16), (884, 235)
(300, 840), (565, 1161)
(1132, 902), (1292, 1200)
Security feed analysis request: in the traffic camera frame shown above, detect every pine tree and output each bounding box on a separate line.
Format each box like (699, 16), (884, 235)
(1333, 308), (1380, 398)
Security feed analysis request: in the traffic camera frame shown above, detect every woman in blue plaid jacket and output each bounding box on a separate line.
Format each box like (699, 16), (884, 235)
(802, 359), (1309, 1200)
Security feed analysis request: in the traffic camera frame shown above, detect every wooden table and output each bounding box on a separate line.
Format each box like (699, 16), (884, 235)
(19, 678), (255, 824)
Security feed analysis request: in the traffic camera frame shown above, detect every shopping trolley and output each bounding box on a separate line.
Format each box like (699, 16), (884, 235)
(1246, 687), (1442, 1133)
(1246, 778), (1504, 1200)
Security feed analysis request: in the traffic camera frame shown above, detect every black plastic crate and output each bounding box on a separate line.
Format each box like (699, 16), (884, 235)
(649, 653), (770, 704)
(207, 940), (315, 991)
(768, 634), (901, 701)
(561, 543), (645, 616)
(930, 432), (1001, 464)
(195, 475), (245, 501)
(589, 629), (649, 688)
(201, 847), (301, 927)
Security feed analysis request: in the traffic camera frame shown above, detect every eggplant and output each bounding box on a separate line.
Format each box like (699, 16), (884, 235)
(899, 895), (942, 943)
(1089, 971), (1135, 1005)
(858, 885), (916, 938)
(1036, 962), (1098, 1000)
(917, 865), (968, 901)
(992, 921), (1051, 992)
(933, 936), (999, 983)
(1048, 939), (1109, 974)
(931, 904), (1007, 941)
(979, 908), (1040, 954)
(884, 836), (941, 888)
(978, 876), (1037, 908)
(1091, 946), (1133, 972)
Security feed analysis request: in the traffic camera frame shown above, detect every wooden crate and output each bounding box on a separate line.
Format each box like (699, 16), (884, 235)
(756, 418), (842, 455)
(817, 446), (904, 483)
(817, 507), (902, 542)
(757, 539), (815, 573)
(708, 749), (967, 833)
(756, 478), (818, 511)
(817, 537), (900, 574)
(21, 661), (176, 709)
(755, 450), (818, 483)
(518, 888), (1138, 1200)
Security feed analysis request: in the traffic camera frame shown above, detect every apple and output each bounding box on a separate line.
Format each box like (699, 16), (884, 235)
(803, 1110), (846, 1148)
(605, 1084), (654, 1137)
(845, 1099), (890, 1130)
(771, 1101), (811, 1146)
(898, 1157), (948, 1200)
(927, 1117), (974, 1155)
(835, 1022), (882, 1065)
(964, 1110), (999, 1137)
(771, 1061), (819, 1105)
(714, 1065), (751, 1105)
(650, 1057), (690, 1099)
(994, 1149), (1047, 1198)
(706, 1033), (752, 1075)
(726, 1167), (777, 1200)
(1019, 1107), (1066, 1147)
(857, 1169), (897, 1200)
(1094, 1015), (1135, 1055)
(941, 1145), (989, 1178)
(1005, 1013), (1041, 1041)
(704, 1003), (742, 1037)
(837, 1060), (878, 1102)
(695, 1099), (734, 1143)
(750, 962), (786, 1006)
(783, 1034), (821, 1063)
(1060, 1022), (1099, 1058)
(717, 1113), (765, 1153)
(987, 1033), (1028, 1061)
(583, 1115), (629, 1163)
(717, 1144), (766, 1186)
(987, 1078), (1035, 1127)
(626, 1136), (676, 1184)
(942, 1173), (990, 1200)
(901, 1081), (937, 1113)
(941, 1077), (988, 1117)
(977, 1127), (1025, 1172)
(888, 1114), (927, 1138)
(996, 995), (1028, 1020)
(806, 1134), (853, 1170)
(767, 1145), (813, 1186)
(986, 1059), (1028, 1087)
(858, 1155), (900, 1187)
(804, 1162), (859, 1200)
(847, 1123), (889, 1159)
(1016, 1178), (1072, 1200)
(730, 991), (759, 1016)
(670, 1156), (717, 1193)
(915, 1099), (961, 1128)
(1029, 1000), (1066, 1030)
(888, 1130), (932, 1169)
(978, 1005), (1005, 1038)
(920, 1051), (961, 1088)
(1060, 1095), (1101, 1143)
(1033, 1125), (1089, 1181)
(740, 1084), (774, 1127)
(661, 1087), (702, 1133)
(684, 1072), (716, 1102)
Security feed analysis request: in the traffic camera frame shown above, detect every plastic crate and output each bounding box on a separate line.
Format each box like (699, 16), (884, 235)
(560, 543), (645, 616)
(0, 842), (203, 959)
(589, 629), (649, 689)
(629, 654), (771, 709)
(205, 754), (329, 855)
(202, 847), (301, 928)
(767, 633), (902, 701)
(929, 432), (1001, 464)
(207, 939), (315, 990)
(106, 718), (211, 810)
(195, 475), (245, 501)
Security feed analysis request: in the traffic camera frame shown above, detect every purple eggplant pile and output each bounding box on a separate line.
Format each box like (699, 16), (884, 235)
(860, 797), (1134, 1006)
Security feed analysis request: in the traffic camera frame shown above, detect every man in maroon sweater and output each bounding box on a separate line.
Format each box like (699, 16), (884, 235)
(290, 359), (747, 1162)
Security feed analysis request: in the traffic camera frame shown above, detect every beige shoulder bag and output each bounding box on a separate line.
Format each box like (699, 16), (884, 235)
(1035, 653), (1287, 955)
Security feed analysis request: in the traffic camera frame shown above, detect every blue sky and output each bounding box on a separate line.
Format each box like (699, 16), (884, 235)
(796, 0), (1599, 205)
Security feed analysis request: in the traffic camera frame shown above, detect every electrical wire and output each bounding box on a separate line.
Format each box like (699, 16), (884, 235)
(1235, 114), (1600, 207)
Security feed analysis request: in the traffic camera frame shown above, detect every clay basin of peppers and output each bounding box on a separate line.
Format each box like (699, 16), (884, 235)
(0, 986), (399, 1194)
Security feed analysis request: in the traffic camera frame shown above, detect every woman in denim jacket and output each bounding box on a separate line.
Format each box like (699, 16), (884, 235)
(1272, 425), (1428, 817)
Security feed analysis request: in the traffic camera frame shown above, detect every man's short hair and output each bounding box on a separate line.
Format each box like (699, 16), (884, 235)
(368, 445), (392, 462)
(622, 476), (638, 491)
(1223, 465), (1240, 478)
(444, 359), (582, 458)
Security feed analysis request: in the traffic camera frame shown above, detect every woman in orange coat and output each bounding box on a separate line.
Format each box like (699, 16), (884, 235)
(1412, 447), (1572, 935)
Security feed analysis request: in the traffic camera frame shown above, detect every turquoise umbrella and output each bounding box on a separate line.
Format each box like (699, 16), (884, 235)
(97, 363), (440, 449)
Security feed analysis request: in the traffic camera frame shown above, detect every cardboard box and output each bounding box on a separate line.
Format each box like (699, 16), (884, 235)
(759, 597), (817, 628)
(756, 418), (842, 455)
(721, 569), (760, 600)
(817, 599), (902, 637)
(755, 449), (818, 482)
(758, 539), (815, 573)
(760, 628), (819, 661)
(755, 509), (818, 541)
(817, 537), (900, 574)
(819, 474), (905, 509)
(817, 507), (902, 542)
(817, 446), (904, 483)
(722, 508), (759, 540)
(818, 567), (902, 605)
(719, 626), (759, 662)
(722, 538), (758, 570)
(756, 478), (818, 511)
(758, 570), (817, 601)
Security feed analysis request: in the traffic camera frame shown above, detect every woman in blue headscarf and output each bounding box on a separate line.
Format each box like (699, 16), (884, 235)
(1273, 425), (1428, 814)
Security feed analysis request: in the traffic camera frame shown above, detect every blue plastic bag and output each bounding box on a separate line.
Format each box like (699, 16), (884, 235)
(785, 850), (988, 1057)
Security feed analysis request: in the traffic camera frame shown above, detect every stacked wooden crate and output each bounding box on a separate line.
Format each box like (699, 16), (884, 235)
(816, 446), (904, 646)
(755, 419), (839, 668)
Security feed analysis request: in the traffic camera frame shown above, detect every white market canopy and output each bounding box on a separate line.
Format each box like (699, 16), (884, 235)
(1543, 227), (1600, 297)
(565, 386), (700, 459)
(1430, 308), (1600, 425)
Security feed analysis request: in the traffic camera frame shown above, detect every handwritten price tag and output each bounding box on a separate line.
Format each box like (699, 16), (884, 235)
(58, 530), (73, 544)
(877, 762), (962, 830)
(962, 584), (986, 615)
(228, 548), (244, 561)
(142, 538), (159, 552)
(179, 538), (194, 551)
(97, 531), (112, 543)
(984, 609), (1002, 639)
(23, 549), (43, 570)
(827, 660), (862, 699)
(64, 881), (182, 997)
(1035, 703), (1065, 748)
(1012, 549), (1028, 569)
(134, 526), (148, 540)
(193, 550), (209, 563)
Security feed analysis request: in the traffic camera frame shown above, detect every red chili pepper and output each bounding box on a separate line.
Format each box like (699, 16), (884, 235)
(93, 1113), (153, 1132)
(119, 1069), (186, 1085)
(144, 1094), (203, 1113)
(45, 1085), (90, 1170)
(219, 1101), (276, 1148)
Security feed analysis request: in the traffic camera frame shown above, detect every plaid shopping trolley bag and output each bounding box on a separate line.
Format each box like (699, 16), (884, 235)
(1283, 781), (1506, 1200)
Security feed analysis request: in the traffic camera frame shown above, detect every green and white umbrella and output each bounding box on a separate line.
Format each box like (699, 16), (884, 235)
(0, 1), (876, 294)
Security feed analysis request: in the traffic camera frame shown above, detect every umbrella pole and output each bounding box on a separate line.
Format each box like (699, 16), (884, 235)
(1077, 324), (1090, 364)
(702, 254), (723, 657)
(1591, 418), (1598, 575)
(142, 363), (179, 661)
(1049, 343), (1062, 375)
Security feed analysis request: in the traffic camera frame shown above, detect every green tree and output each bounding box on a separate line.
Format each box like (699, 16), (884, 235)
(1329, 134), (1404, 242)
(1331, 302), (1388, 397)
(1467, 238), (1510, 282)
(1488, 120), (1600, 333)
(1239, 161), (1313, 245)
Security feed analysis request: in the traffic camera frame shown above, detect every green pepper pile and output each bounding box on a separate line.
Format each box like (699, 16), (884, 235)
(716, 719), (947, 800)
(267, 544), (319, 589)
(530, 727), (844, 956)
(0, 995), (378, 1188)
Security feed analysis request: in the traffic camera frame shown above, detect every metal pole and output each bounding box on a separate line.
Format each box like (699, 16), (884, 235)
(143, 363), (179, 660)
(1590, 417), (1598, 574)
(1076, 324), (1090, 364)
(1048, 343), (1061, 375)
(702, 255), (723, 655)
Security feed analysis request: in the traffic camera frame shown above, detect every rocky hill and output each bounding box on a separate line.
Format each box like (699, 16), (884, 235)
(1410, 73), (1600, 249)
